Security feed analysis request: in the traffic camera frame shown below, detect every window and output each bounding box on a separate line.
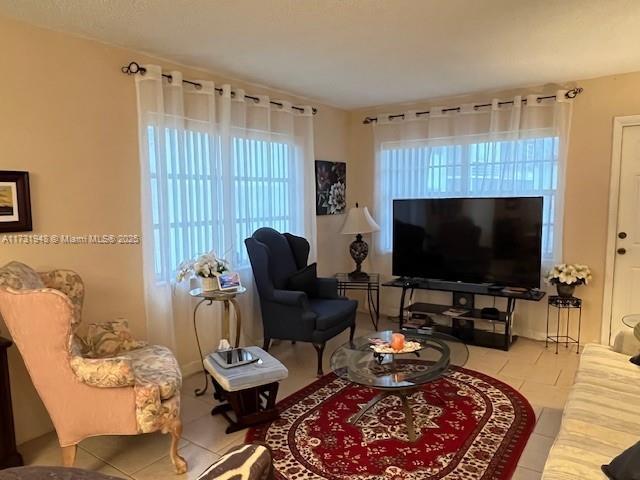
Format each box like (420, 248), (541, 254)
(232, 137), (298, 265)
(377, 136), (559, 259)
(147, 126), (301, 282)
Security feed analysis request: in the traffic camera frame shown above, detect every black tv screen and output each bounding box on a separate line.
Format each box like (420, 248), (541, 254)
(392, 197), (543, 288)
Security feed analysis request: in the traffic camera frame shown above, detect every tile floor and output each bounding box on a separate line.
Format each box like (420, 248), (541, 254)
(18, 313), (581, 479)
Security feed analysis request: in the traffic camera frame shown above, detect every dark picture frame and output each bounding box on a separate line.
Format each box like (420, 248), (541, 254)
(315, 160), (346, 215)
(0, 171), (32, 233)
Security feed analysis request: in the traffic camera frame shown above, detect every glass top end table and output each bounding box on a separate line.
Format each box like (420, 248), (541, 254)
(330, 330), (468, 441)
(622, 314), (640, 329)
(335, 273), (380, 330)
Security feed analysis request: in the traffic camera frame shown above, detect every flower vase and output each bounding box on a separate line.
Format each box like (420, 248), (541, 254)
(556, 283), (575, 298)
(201, 276), (218, 292)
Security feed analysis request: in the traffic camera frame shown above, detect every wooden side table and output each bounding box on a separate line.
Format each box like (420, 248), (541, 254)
(335, 273), (380, 330)
(0, 337), (23, 469)
(189, 287), (246, 397)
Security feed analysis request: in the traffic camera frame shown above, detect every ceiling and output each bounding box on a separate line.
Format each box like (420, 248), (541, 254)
(2, 0), (640, 109)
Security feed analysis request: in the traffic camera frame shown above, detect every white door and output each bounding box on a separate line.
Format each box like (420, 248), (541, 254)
(610, 124), (640, 339)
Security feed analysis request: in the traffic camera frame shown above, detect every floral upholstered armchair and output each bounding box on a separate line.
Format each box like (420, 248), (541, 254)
(0, 262), (187, 474)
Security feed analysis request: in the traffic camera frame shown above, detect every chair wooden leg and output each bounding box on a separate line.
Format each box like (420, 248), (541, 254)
(263, 338), (271, 351)
(169, 418), (187, 474)
(312, 343), (325, 377)
(349, 323), (356, 342)
(61, 445), (76, 467)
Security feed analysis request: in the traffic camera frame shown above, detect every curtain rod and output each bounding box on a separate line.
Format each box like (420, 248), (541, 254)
(362, 87), (583, 125)
(121, 61), (317, 115)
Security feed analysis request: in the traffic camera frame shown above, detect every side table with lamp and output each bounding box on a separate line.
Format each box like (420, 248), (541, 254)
(335, 272), (380, 330)
(340, 203), (380, 279)
(339, 203), (381, 329)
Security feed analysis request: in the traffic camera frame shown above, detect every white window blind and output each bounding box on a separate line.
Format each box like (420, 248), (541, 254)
(232, 137), (297, 265)
(378, 136), (559, 259)
(147, 126), (300, 282)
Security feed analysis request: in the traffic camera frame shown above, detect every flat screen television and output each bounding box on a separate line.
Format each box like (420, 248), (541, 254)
(392, 197), (543, 288)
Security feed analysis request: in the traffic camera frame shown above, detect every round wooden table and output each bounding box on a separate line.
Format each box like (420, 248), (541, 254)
(190, 286), (246, 396)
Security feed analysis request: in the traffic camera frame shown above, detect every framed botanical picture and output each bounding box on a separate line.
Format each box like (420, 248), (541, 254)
(315, 160), (346, 215)
(0, 171), (32, 233)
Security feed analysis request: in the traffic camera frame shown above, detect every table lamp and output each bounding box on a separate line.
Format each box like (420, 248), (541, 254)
(341, 203), (380, 279)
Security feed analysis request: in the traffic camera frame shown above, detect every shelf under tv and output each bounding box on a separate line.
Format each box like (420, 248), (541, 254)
(407, 302), (509, 323)
(382, 278), (546, 351)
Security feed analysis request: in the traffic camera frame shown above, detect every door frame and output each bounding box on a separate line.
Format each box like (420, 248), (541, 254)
(602, 115), (640, 344)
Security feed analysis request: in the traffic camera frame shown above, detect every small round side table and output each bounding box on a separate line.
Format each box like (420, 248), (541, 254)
(546, 295), (582, 354)
(622, 314), (640, 329)
(190, 286), (246, 396)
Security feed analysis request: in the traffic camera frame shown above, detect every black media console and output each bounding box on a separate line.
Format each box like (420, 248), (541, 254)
(382, 278), (546, 351)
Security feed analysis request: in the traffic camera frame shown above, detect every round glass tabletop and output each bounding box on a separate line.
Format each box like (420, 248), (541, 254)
(622, 314), (640, 329)
(189, 286), (246, 300)
(330, 330), (469, 390)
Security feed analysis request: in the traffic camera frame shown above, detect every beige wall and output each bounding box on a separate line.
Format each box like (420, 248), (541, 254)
(0, 15), (351, 445)
(348, 71), (640, 346)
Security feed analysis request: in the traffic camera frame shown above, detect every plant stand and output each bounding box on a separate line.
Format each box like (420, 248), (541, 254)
(546, 295), (582, 354)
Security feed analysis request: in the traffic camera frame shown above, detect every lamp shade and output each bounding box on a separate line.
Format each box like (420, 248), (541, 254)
(340, 205), (380, 235)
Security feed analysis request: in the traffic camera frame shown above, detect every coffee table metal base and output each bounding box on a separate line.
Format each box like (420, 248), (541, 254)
(350, 388), (417, 442)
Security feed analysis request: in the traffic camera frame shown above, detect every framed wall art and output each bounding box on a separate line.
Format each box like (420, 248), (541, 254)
(0, 171), (32, 233)
(315, 160), (346, 215)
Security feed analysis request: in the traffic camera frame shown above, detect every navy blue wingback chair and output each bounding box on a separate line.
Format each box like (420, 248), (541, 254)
(245, 228), (357, 376)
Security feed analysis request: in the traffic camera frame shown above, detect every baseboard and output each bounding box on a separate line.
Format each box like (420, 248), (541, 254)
(181, 360), (204, 377)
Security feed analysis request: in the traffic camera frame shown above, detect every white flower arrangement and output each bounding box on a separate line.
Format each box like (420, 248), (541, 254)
(545, 263), (592, 286)
(176, 251), (229, 282)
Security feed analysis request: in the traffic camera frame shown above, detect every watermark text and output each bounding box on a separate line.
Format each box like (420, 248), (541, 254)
(1, 234), (141, 245)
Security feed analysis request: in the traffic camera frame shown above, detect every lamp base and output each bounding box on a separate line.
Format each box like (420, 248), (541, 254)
(349, 234), (369, 279)
(348, 270), (369, 280)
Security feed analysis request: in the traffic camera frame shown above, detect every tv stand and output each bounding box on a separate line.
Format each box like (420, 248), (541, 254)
(383, 278), (545, 351)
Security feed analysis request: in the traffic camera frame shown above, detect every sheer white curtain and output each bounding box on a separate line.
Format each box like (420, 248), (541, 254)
(372, 92), (574, 338)
(135, 65), (316, 365)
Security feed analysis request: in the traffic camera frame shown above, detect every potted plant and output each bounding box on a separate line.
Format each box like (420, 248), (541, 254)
(545, 263), (592, 298)
(176, 251), (230, 291)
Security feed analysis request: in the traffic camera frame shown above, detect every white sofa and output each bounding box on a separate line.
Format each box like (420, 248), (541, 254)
(542, 330), (640, 479)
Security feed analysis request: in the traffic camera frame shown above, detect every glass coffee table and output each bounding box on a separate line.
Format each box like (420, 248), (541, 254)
(330, 330), (469, 441)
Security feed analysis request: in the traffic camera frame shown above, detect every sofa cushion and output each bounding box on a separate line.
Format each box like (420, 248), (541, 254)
(542, 344), (640, 480)
(86, 320), (148, 358)
(309, 298), (357, 331)
(69, 337), (136, 389)
(134, 388), (180, 434)
(128, 345), (182, 400)
(0, 261), (45, 290)
(287, 263), (318, 298)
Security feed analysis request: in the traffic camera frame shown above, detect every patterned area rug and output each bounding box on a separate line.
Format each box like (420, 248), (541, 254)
(246, 363), (535, 479)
